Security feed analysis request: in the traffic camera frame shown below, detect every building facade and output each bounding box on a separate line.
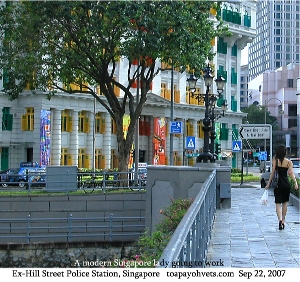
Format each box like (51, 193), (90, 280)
(249, 0), (300, 80)
(0, 1), (257, 170)
(248, 64), (300, 157)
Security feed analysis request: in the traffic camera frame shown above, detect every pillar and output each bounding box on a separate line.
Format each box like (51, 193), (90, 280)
(70, 110), (78, 166)
(51, 109), (62, 166)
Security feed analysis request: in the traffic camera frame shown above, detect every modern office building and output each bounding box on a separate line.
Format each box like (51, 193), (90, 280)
(240, 64), (249, 109)
(248, 63), (300, 157)
(249, 0), (300, 80)
(0, 1), (257, 170)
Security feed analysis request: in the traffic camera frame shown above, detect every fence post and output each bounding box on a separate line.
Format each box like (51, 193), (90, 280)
(109, 213), (113, 242)
(68, 214), (72, 242)
(27, 214), (31, 244)
(102, 171), (106, 193)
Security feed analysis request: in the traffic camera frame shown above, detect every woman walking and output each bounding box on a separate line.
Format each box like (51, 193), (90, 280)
(265, 145), (298, 230)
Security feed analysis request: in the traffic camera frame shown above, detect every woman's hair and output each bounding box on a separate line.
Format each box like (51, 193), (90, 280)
(276, 145), (286, 163)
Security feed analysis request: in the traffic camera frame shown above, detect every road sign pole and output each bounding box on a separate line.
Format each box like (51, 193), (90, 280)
(241, 146), (244, 185)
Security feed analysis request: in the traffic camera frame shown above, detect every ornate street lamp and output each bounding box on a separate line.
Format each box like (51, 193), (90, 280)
(187, 63), (226, 163)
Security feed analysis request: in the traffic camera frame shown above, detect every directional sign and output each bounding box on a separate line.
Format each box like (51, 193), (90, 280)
(258, 151), (267, 161)
(170, 121), (183, 134)
(232, 140), (242, 152)
(239, 125), (271, 139)
(186, 136), (196, 149)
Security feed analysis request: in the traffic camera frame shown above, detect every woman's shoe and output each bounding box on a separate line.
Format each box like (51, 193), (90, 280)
(282, 222), (285, 229)
(279, 221), (283, 230)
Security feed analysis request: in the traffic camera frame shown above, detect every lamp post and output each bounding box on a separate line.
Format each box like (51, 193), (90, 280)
(187, 63), (226, 163)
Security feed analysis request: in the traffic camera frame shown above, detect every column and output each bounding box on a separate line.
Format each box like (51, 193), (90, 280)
(103, 113), (111, 169)
(51, 109), (62, 166)
(87, 111), (94, 169)
(70, 110), (79, 166)
(297, 78), (300, 156)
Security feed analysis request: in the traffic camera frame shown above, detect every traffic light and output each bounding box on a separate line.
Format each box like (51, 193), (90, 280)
(215, 143), (221, 154)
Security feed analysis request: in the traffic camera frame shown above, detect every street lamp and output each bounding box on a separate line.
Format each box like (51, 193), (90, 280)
(187, 63), (226, 163)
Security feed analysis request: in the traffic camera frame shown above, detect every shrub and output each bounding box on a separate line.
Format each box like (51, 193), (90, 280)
(116, 198), (194, 267)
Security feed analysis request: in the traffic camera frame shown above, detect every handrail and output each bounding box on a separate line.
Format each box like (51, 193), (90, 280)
(158, 170), (217, 268)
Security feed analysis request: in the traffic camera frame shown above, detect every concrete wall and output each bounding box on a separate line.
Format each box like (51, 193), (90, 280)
(145, 164), (231, 233)
(0, 193), (146, 244)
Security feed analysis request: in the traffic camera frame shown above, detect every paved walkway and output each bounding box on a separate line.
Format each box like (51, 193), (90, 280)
(206, 185), (300, 268)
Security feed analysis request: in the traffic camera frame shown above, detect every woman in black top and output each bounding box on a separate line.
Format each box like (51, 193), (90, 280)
(265, 145), (299, 230)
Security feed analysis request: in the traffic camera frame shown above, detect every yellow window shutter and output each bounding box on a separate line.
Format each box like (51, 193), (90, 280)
(84, 117), (90, 133)
(100, 118), (106, 134)
(67, 116), (73, 132)
(21, 114), (28, 130)
(67, 155), (72, 165)
(84, 155), (90, 168)
(30, 114), (34, 130)
(189, 124), (194, 136)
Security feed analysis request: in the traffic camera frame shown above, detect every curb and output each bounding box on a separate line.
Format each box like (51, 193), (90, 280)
(231, 182), (260, 188)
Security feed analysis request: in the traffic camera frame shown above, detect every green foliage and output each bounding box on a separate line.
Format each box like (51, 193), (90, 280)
(136, 198), (194, 264)
(231, 168), (241, 173)
(0, 1), (228, 173)
(289, 177), (299, 198)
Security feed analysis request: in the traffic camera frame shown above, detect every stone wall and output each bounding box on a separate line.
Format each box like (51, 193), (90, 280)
(0, 242), (136, 268)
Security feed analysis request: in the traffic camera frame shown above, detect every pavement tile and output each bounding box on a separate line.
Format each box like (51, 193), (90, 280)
(206, 187), (300, 268)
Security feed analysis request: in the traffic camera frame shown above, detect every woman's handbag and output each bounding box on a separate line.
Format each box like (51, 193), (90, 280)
(269, 159), (279, 189)
(260, 189), (268, 205)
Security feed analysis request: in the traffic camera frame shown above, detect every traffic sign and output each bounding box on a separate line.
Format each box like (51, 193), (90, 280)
(258, 151), (267, 161)
(170, 121), (183, 134)
(239, 125), (271, 139)
(232, 140), (242, 152)
(186, 136), (196, 149)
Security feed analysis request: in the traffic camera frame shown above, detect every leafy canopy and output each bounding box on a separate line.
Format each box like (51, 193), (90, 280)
(0, 1), (229, 170)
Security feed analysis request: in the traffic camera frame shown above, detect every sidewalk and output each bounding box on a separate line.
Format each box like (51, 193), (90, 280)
(206, 186), (300, 268)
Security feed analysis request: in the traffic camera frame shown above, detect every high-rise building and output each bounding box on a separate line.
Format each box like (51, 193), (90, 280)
(249, 0), (300, 80)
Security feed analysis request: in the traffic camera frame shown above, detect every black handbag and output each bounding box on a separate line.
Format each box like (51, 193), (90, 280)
(270, 159), (279, 189)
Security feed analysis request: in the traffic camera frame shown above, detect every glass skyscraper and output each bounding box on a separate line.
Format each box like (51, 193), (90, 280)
(249, 0), (300, 80)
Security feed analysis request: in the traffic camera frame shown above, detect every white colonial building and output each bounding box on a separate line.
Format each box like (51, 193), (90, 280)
(0, 1), (257, 171)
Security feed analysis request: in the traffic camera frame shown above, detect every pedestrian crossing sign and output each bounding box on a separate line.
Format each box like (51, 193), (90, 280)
(186, 136), (196, 149)
(232, 140), (242, 152)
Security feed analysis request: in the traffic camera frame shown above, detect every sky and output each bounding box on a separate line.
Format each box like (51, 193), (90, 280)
(241, 45), (249, 65)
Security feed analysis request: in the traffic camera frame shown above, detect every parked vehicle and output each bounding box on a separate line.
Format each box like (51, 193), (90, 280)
(0, 168), (18, 187)
(1, 162), (46, 188)
(259, 161), (270, 173)
(290, 158), (300, 178)
(261, 158), (300, 188)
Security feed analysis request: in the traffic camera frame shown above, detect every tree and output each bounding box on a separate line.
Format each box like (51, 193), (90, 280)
(241, 104), (278, 127)
(241, 104), (279, 149)
(0, 1), (228, 172)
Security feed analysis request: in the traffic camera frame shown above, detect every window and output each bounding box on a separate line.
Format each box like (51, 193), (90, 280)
(111, 118), (117, 134)
(78, 149), (87, 168)
(61, 110), (72, 132)
(197, 121), (204, 138)
(287, 79), (293, 88)
(95, 112), (105, 134)
(2, 107), (13, 131)
(288, 104), (296, 117)
(21, 107), (34, 131)
(78, 111), (89, 133)
(186, 120), (194, 136)
(61, 148), (72, 165)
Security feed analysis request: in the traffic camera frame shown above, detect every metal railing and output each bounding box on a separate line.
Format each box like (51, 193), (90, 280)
(0, 170), (147, 193)
(0, 214), (145, 244)
(157, 170), (217, 268)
